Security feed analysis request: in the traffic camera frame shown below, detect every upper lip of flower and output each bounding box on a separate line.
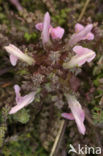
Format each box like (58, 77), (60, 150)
(41, 12), (51, 45)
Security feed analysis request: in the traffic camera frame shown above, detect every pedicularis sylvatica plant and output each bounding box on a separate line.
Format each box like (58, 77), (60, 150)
(4, 12), (96, 135)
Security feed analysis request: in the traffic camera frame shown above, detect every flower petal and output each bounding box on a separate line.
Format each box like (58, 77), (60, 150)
(77, 57), (88, 66)
(87, 52), (96, 62)
(14, 84), (21, 103)
(14, 85), (21, 96)
(85, 32), (94, 40)
(62, 113), (74, 120)
(50, 26), (64, 40)
(75, 23), (84, 33)
(73, 46), (84, 55)
(35, 23), (43, 31)
(42, 12), (51, 45)
(9, 54), (18, 66)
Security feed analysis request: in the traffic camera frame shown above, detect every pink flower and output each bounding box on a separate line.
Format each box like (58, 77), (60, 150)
(69, 24), (94, 47)
(9, 85), (36, 114)
(4, 44), (35, 66)
(75, 23), (94, 40)
(63, 46), (96, 69)
(9, 0), (23, 11)
(62, 94), (86, 135)
(35, 12), (64, 42)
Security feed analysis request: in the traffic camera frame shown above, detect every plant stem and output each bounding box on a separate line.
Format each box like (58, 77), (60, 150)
(50, 120), (66, 156)
(78, 0), (90, 22)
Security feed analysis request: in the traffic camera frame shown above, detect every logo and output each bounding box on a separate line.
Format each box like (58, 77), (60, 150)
(68, 144), (101, 155)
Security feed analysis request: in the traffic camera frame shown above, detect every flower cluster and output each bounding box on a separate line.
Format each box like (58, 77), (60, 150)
(63, 23), (96, 69)
(36, 12), (96, 69)
(4, 12), (96, 135)
(62, 23), (95, 134)
(4, 44), (36, 114)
